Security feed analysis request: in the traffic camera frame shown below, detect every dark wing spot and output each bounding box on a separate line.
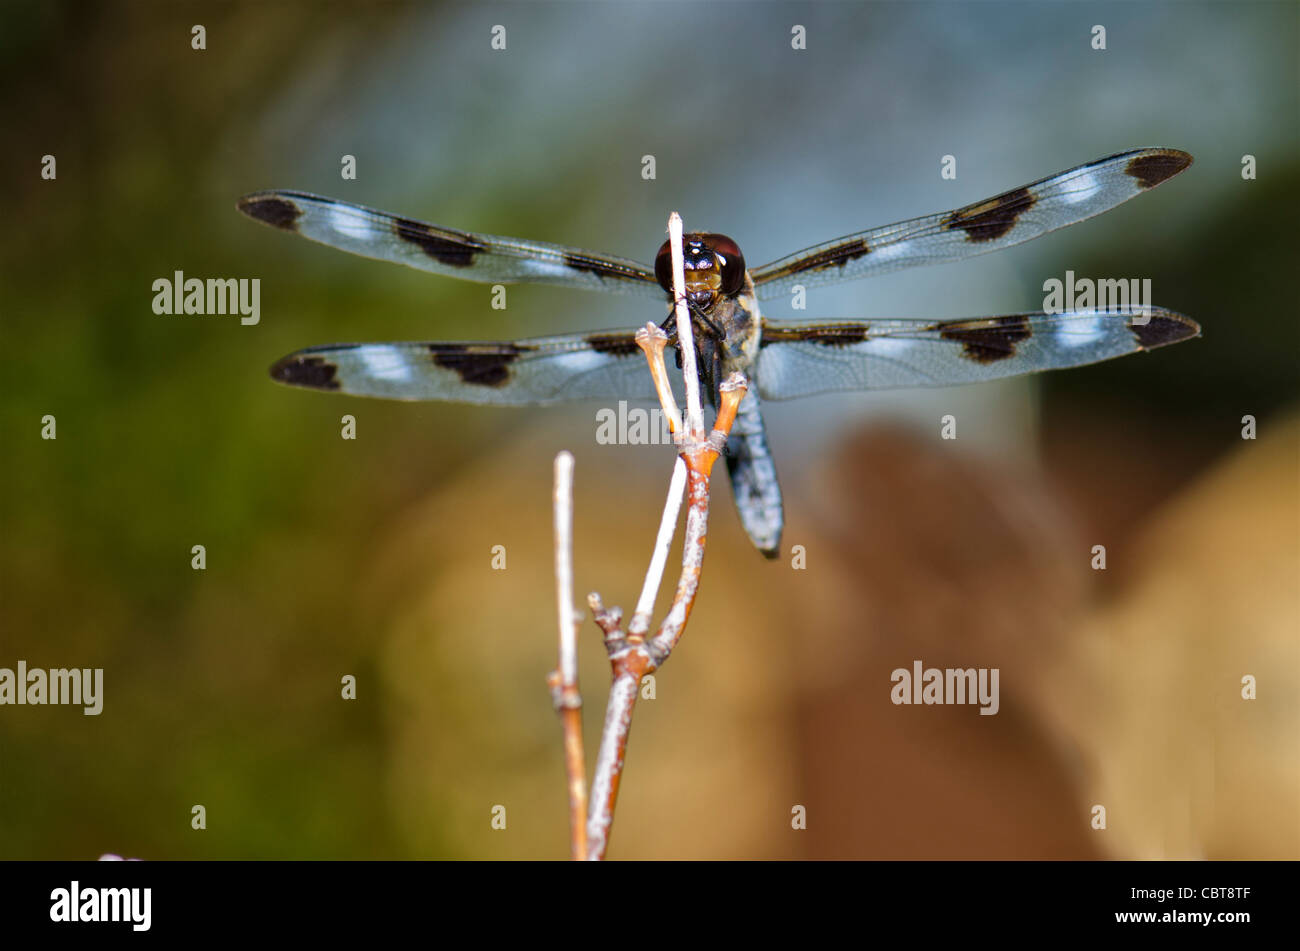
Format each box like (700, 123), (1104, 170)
(943, 187), (1036, 242)
(394, 218), (486, 268)
(793, 239), (870, 274)
(1129, 312), (1200, 349)
(770, 239), (871, 281)
(1125, 151), (1193, 190)
(428, 343), (534, 387)
(584, 333), (641, 357)
(270, 354), (341, 390)
(937, 315), (1033, 364)
(238, 195), (302, 231)
(761, 323), (870, 347)
(563, 253), (652, 285)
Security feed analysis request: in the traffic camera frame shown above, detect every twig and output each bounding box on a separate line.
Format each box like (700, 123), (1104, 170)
(634, 323), (683, 437)
(667, 212), (706, 440)
(552, 451), (579, 686)
(551, 212), (748, 860)
(582, 373), (746, 858)
(647, 373), (745, 665)
(627, 322), (689, 639)
(546, 451), (587, 861)
(629, 456), (687, 639)
(584, 658), (645, 859)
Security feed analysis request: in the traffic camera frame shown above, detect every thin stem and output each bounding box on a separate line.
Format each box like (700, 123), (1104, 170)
(548, 451), (587, 861)
(648, 376), (745, 664)
(667, 213), (705, 439)
(553, 452), (578, 687)
(629, 457), (687, 639)
(635, 323), (683, 436)
(585, 664), (644, 859)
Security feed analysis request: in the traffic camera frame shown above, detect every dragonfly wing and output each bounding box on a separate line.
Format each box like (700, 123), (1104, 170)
(750, 148), (1192, 300)
(755, 307), (1200, 400)
(239, 191), (664, 298)
(269, 330), (663, 405)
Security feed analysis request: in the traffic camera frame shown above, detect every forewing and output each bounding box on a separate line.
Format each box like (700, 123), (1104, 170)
(749, 148), (1192, 300)
(755, 307), (1199, 400)
(238, 191), (664, 298)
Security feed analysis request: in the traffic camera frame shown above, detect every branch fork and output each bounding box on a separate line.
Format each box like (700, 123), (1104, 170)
(547, 213), (748, 859)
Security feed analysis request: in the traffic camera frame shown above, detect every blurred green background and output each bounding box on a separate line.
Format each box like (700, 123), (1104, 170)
(2, 1), (1296, 859)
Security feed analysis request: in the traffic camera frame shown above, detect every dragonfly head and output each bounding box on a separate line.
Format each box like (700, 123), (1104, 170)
(655, 232), (746, 305)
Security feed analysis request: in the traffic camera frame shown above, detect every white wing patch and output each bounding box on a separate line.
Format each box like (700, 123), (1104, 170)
(327, 201), (377, 242)
(359, 345), (414, 383)
(1060, 168), (1102, 205)
(1054, 310), (1108, 348)
(862, 239), (913, 265)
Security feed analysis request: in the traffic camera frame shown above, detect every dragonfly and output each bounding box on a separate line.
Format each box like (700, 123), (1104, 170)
(239, 147), (1198, 558)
